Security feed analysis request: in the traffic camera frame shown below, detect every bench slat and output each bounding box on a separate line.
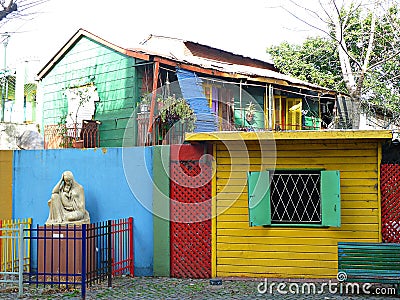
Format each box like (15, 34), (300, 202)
(338, 242), (400, 284)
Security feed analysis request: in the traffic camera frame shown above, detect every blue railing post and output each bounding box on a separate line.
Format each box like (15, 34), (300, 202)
(81, 224), (86, 300)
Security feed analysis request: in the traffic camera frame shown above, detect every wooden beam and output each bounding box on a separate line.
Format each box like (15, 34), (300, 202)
(153, 57), (248, 79)
(377, 143), (382, 243)
(125, 49), (150, 61)
(211, 143), (217, 278)
(148, 61), (160, 137)
(185, 130), (392, 142)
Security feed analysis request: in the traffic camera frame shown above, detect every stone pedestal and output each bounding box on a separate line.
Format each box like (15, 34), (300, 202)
(37, 225), (95, 282)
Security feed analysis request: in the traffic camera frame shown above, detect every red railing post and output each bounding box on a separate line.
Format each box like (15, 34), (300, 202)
(107, 220), (112, 288)
(128, 217), (134, 276)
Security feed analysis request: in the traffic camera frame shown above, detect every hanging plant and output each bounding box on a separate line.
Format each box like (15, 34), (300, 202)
(157, 96), (197, 132)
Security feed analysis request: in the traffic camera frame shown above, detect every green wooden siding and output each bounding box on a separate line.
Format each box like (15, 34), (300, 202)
(41, 36), (140, 147)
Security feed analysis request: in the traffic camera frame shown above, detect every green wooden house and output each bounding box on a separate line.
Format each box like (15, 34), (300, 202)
(37, 29), (341, 148)
(37, 29), (147, 147)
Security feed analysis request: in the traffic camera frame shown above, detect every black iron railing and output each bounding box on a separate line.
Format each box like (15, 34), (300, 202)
(24, 218), (134, 299)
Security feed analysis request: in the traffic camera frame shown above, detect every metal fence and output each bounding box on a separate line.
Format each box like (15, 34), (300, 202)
(0, 218), (32, 297)
(0, 218), (133, 298)
(24, 217), (134, 299)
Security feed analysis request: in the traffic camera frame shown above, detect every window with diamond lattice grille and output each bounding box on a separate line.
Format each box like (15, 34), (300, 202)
(270, 171), (321, 224)
(247, 170), (341, 227)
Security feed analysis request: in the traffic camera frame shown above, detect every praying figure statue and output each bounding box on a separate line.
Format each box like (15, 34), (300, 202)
(46, 171), (90, 225)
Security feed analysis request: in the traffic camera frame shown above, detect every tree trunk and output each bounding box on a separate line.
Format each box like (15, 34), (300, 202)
(329, 0), (378, 130)
(351, 96), (361, 129)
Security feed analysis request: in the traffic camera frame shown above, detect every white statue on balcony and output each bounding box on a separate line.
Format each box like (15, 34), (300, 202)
(46, 171), (90, 225)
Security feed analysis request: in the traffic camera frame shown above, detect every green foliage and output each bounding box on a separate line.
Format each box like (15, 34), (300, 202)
(57, 114), (72, 148)
(267, 3), (400, 113)
(157, 96), (197, 132)
(267, 37), (345, 92)
(340, 4), (400, 111)
(139, 93), (151, 106)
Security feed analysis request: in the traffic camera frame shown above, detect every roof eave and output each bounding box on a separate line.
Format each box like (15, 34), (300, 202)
(152, 56), (336, 94)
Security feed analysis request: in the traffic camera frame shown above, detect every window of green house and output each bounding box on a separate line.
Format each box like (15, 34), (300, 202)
(247, 170), (340, 227)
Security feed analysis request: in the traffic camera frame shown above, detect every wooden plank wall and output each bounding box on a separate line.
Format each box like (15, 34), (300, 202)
(0, 151), (13, 220)
(41, 36), (138, 147)
(153, 145), (170, 276)
(216, 139), (380, 278)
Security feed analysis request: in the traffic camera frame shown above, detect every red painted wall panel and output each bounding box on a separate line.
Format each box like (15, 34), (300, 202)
(381, 164), (400, 243)
(170, 144), (212, 278)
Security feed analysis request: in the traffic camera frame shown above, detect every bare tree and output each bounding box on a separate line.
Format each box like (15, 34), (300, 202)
(275, 0), (400, 128)
(0, 0), (48, 25)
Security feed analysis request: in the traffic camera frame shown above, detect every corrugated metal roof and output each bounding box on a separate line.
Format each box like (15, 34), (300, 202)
(139, 34), (275, 68)
(134, 34), (331, 91)
(37, 29), (336, 93)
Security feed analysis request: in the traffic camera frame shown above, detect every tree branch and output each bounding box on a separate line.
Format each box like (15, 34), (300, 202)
(287, 0), (331, 25)
(354, 3), (377, 98)
(368, 48), (400, 71)
(279, 5), (333, 37)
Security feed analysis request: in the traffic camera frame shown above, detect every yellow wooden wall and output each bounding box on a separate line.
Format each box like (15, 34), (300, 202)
(0, 151), (13, 220)
(216, 139), (380, 278)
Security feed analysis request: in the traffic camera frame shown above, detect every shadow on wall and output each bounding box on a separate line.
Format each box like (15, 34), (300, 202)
(12, 147), (154, 276)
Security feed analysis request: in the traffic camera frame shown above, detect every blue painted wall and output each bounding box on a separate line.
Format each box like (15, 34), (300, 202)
(12, 147), (153, 276)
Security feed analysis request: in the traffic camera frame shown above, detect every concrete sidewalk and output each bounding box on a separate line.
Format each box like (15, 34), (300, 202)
(0, 276), (398, 299)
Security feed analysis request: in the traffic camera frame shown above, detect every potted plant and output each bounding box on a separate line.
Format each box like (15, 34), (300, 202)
(72, 140), (84, 148)
(245, 102), (256, 125)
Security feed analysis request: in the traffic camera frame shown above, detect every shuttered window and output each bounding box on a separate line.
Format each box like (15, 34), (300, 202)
(247, 170), (340, 227)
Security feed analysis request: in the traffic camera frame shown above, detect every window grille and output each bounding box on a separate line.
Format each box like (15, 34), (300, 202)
(270, 172), (321, 224)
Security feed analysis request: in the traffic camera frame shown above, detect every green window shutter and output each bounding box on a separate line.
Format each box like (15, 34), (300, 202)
(247, 171), (271, 226)
(321, 170), (341, 227)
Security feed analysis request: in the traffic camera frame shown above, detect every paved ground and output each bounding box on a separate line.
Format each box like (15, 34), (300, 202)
(0, 276), (399, 299)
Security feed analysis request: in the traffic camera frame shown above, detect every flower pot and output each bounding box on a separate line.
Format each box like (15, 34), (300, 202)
(72, 140), (84, 148)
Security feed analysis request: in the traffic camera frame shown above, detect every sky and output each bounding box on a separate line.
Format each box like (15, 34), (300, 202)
(2, 0), (324, 76)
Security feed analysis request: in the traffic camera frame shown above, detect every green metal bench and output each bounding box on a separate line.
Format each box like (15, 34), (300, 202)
(338, 242), (400, 285)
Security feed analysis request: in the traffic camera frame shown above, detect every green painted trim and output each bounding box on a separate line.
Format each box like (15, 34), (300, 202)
(247, 171), (271, 226)
(153, 146), (170, 276)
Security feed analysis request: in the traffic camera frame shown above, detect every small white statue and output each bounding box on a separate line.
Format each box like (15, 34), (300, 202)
(46, 171), (90, 225)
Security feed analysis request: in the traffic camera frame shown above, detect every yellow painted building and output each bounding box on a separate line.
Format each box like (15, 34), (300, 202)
(186, 130), (392, 279)
(0, 151), (13, 220)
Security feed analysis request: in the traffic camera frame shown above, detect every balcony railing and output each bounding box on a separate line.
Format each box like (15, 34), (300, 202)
(137, 113), (188, 146)
(44, 120), (101, 149)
